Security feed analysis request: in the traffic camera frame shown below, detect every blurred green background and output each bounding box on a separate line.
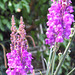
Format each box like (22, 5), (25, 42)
(0, 0), (75, 75)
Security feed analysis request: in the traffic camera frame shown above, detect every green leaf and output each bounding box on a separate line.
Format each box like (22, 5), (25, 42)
(2, 19), (8, 25)
(3, 0), (7, 3)
(0, 33), (3, 41)
(0, 2), (5, 10)
(0, 16), (4, 19)
(14, 2), (22, 12)
(0, 20), (5, 31)
(49, 0), (53, 6)
(22, 9), (26, 18)
(40, 5), (48, 15)
(39, 0), (47, 4)
(23, 4), (30, 13)
(26, 0), (31, 3)
(58, 68), (62, 74)
(8, 1), (14, 12)
(66, 55), (71, 61)
(22, 0), (30, 13)
(0, 20), (2, 27)
(7, 22), (11, 29)
(65, 62), (70, 67)
(0, 25), (5, 31)
(62, 64), (67, 70)
(8, 1), (12, 6)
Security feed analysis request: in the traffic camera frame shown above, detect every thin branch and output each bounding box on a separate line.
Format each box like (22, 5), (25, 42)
(0, 43), (7, 68)
(67, 67), (75, 75)
(54, 38), (71, 75)
(54, 29), (75, 75)
(26, 35), (35, 47)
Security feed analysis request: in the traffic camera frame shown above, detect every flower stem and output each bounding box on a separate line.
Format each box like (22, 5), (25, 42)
(54, 27), (75, 75)
(50, 43), (57, 75)
(54, 38), (71, 75)
(47, 43), (57, 75)
(51, 49), (56, 75)
(0, 43), (7, 68)
(67, 67), (75, 75)
(46, 48), (52, 75)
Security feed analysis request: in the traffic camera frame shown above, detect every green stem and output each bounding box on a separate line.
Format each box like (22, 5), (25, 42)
(54, 28), (75, 75)
(48, 43), (57, 75)
(67, 68), (75, 75)
(51, 43), (57, 75)
(46, 48), (52, 75)
(51, 49), (56, 75)
(54, 39), (72, 75)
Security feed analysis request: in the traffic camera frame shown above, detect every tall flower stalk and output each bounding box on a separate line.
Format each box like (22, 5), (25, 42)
(6, 15), (33, 75)
(45, 0), (74, 47)
(46, 0), (74, 75)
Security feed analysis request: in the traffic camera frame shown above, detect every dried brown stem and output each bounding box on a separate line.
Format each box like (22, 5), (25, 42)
(0, 43), (7, 68)
(26, 35), (35, 47)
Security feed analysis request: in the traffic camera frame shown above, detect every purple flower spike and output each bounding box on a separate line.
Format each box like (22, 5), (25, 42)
(45, 0), (74, 47)
(6, 15), (33, 75)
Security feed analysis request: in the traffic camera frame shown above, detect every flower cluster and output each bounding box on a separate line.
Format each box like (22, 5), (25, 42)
(45, 0), (74, 47)
(6, 15), (33, 75)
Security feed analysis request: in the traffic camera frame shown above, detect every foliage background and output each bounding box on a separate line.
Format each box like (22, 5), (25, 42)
(0, 0), (75, 75)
